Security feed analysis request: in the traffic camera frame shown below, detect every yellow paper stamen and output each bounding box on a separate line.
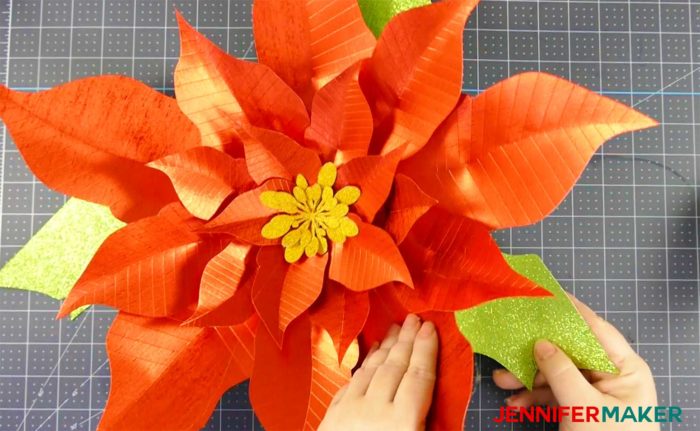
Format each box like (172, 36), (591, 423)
(260, 162), (360, 263)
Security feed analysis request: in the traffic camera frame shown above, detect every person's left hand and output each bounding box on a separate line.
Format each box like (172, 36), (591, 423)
(319, 314), (439, 431)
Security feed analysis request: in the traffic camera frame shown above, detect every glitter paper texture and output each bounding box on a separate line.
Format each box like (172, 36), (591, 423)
(456, 254), (618, 390)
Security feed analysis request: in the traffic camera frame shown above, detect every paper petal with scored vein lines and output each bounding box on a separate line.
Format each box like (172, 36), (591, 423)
(58, 204), (226, 319)
(253, 0), (376, 107)
(383, 174), (437, 244)
(0, 76), (199, 222)
(310, 281), (369, 363)
(279, 253), (329, 334)
(99, 313), (256, 431)
(148, 147), (255, 220)
(401, 73), (658, 229)
(336, 150), (401, 222)
(205, 178), (292, 245)
(242, 126), (321, 184)
(175, 12), (309, 152)
(329, 217), (413, 292)
(250, 314), (357, 431)
(395, 207), (549, 313)
(304, 62), (373, 164)
(184, 242), (253, 326)
(359, 0), (476, 158)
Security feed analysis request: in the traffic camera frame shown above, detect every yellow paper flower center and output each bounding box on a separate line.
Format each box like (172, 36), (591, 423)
(260, 163), (361, 263)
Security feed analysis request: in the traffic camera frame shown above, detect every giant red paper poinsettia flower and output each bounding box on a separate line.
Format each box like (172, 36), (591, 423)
(0, 0), (656, 429)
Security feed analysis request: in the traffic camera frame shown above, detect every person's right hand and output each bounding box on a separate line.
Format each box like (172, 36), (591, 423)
(493, 296), (660, 431)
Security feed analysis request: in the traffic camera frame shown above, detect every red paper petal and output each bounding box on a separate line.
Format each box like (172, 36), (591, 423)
(100, 313), (256, 430)
(336, 150), (401, 221)
(243, 127), (321, 184)
(395, 207), (549, 312)
(175, 12), (309, 151)
(359, 0), (476, 158)
(279, 253), (329, 334)
(206, 178), (292, 245)
(184, 242), (253, 326)
(304, 62), (373, 164)
(250, 315), (357, 431)
(251, 247), (288, 346)
(310, 281), (369, 362)
(420, 311), (474, 431)
(383, 174), (437, 244)
(329, 218), (413, 291)
(250, 315), (312, 430)
(0, 77), (199, 221)
(149, 147), (255, 220)
(362, 292), (474, 431)
(402, 73), (658, 229)
(253, 0), (375, 106)
(58, 204), (226, 319)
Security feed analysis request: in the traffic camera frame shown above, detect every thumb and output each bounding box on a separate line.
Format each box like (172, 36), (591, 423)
(534, 340), (598, 406)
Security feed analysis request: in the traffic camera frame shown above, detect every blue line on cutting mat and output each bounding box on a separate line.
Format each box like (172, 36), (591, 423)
(7, 87), (700, 97)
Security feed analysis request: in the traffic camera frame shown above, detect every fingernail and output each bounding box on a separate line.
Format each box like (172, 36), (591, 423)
(534, 340), (557, 360)
(505, 395), (516, 406)
(368, 341), (379, 353)
(404, 313), (420, 328)
(417, 321), (435, 338)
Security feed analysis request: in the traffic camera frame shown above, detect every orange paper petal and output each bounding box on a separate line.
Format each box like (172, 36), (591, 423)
(100, 313), (255, 430)
(359, 0), (476, 157)
(336, 150), (401, 221)
(383, 174), (437, 244)
(242, 127), (321, 184)
(310, 281), (370, 362)
(329, 218), (413, 291)
(250, 315), (357, 431)
(184, 242), (253, 326)
(206, 178), (292, 245)
(252, 247), (288, 345)
(175, 12), (309, 151)
(253, 0), (376, 106)
(402, 73), (658, 229)
(396, 207), (549, 312)
(149, 147), (254, 220)
(279, 253), (329, 334)
(58, 204), (225, 319)
(304, 62), (373, 164)
(0, 77), (199, 221)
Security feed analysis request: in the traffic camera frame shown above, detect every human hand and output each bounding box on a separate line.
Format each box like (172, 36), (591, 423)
(319, 314), (438, 431)
(493, 296), (660, 431)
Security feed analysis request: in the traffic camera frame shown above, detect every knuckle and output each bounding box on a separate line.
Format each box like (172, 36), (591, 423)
(379, 360), (410, 374)
(405, 365), (436, 381)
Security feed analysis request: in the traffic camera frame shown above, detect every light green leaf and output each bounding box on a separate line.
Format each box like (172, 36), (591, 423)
(0, 198), (124, 318)
(358, 0), (431, 37)
(456, 254), (617, 389)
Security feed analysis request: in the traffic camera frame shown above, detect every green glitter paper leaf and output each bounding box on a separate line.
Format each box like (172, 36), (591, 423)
(0, 198), (124, 318)
(358, 0), (431, 37)
(455, 254), (617, 390)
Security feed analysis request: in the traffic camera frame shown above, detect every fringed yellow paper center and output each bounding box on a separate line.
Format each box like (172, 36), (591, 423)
(260, 163), (361, 263)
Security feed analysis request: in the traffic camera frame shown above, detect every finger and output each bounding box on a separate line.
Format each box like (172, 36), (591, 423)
(360, 342), (379, 368)
(366, 314), (422, 400)
(493, 368), (594, 390)
(395, 321), (438, 413)
(569, 295), (636, 366)
(506, 388), (557, 408)
(346, 324), (400, 397)
(330, 384), (349, 406)
(534, 340), (598, 406)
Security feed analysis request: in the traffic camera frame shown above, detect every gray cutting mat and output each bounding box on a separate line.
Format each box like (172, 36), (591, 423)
(0, 0), (698, 430)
